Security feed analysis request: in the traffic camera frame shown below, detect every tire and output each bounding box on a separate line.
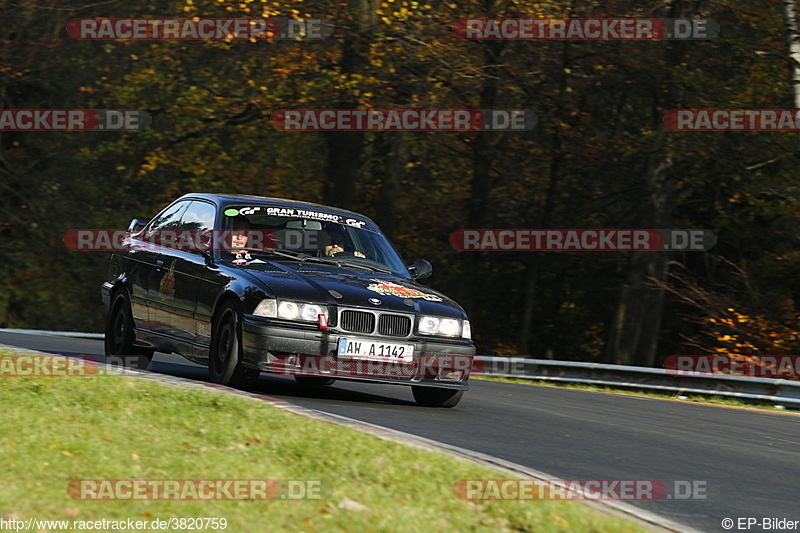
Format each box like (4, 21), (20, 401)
(209, 301), (258, 387)
(104, 290), (154, 370)
(294, 376), (336, 387)
(412, 386), (464, 408)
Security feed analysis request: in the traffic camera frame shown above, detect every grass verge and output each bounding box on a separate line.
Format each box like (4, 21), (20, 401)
(0, 351), (648, 533)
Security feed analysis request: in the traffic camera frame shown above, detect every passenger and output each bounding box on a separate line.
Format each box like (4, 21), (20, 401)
(229, 216), (252, 264)
(320, 226), (365, 258)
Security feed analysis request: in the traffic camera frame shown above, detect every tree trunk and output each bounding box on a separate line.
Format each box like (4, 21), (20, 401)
(606, 1), (690, 366)
(606, 155), (673, 366)
(517, 39), (570, 355)
(322, 0), (375, 209)
(375, 132), (406, 237)
(517, 147), (562, 354)
(323, 131), (363, 208)
(785, 0), (800, 109)
(459, 41), (504, 314)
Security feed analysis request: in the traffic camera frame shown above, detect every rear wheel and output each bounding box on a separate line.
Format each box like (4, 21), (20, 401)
(209, 301), (258, 387)
(104, 290), (154, 370)
(412, 386), (464, 408)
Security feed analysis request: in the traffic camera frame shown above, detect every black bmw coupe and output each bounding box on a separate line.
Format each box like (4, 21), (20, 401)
(102, 193), (475, 407)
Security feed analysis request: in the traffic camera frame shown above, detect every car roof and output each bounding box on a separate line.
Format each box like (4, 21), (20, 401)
(176, 193), (380, 232)
(178, 193), (372, 220)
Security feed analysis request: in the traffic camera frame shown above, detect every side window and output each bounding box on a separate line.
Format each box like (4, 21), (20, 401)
(144, 201), (190, 236)
(180, 201), (216, 231)
(179, 201), (217, 253)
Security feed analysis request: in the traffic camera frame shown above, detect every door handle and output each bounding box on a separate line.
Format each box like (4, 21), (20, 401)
(155, 260), (164, 269)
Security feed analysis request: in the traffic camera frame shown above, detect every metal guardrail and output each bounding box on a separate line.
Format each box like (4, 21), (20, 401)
(474, 356), (800, 407)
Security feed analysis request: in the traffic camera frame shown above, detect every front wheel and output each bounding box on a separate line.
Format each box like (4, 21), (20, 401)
(412, 386), (464, 408)
(104, 290), (153, 370)
(209, 301), (258, 387)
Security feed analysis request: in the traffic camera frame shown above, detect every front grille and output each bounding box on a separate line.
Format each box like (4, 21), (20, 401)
(378, 314), (412, 337)
(340, 310), (375, 333)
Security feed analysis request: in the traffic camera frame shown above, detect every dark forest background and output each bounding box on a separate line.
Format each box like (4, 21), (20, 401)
(2, 0), (799, 367)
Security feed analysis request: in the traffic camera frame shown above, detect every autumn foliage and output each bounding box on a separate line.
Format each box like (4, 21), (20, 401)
(1, 0), (799, 367)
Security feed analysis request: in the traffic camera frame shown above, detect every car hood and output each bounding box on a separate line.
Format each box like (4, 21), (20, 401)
(235, 260), (466, 317)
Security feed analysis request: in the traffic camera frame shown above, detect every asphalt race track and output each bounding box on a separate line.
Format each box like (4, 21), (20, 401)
(2, 330), (799, 532)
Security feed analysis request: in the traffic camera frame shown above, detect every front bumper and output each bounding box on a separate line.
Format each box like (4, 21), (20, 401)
(242, 317), (476, 389)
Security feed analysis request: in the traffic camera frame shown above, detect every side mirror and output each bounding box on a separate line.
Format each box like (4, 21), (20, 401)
(197, 230), (216, 266)
(408, 259), (432, 280)
(196, 229), (212, 251)
(127, 218), (146, 234)
(202, 249), (216, 267)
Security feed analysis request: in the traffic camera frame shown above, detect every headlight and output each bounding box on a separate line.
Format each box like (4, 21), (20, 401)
(301, 304), (325, 322)
(254, 299), (277, 318)
(462, 320), (471, 339)
(439, 318), (460, 336)
(254, 298), (328, 323)
(418, 316), (440, 335)
(278, 301), (300, 319)
(417, 316), (465, 337)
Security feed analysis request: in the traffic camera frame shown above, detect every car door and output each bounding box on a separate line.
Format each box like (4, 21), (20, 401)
(130, 200), (190, 333)
(194, 205), (240, 350)
(148, 200), (217, 348)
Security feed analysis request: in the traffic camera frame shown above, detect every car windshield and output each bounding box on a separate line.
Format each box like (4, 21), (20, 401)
(220, 206), (410, 277)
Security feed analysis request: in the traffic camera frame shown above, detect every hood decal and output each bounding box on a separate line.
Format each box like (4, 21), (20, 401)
(366, 279), (443, 302)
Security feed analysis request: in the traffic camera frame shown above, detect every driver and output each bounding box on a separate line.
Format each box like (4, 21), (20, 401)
(320, 226), (365, 258)
(228, 215), (252, 264)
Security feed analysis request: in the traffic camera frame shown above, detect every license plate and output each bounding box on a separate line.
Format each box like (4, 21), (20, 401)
(337, 338), (414, 363)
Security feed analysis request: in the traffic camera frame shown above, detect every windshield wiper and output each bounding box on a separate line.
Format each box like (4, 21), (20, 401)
(297, 255), (342, 267)
(252, 249), (313, 261)
(253, 250), (392, 273)
(255, 249), (342, 266)
(334, 260), (393, 274)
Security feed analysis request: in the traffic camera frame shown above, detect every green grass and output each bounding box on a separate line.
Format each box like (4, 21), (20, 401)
(0, 352), (648, 533)
(473, 375), (795, 412)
